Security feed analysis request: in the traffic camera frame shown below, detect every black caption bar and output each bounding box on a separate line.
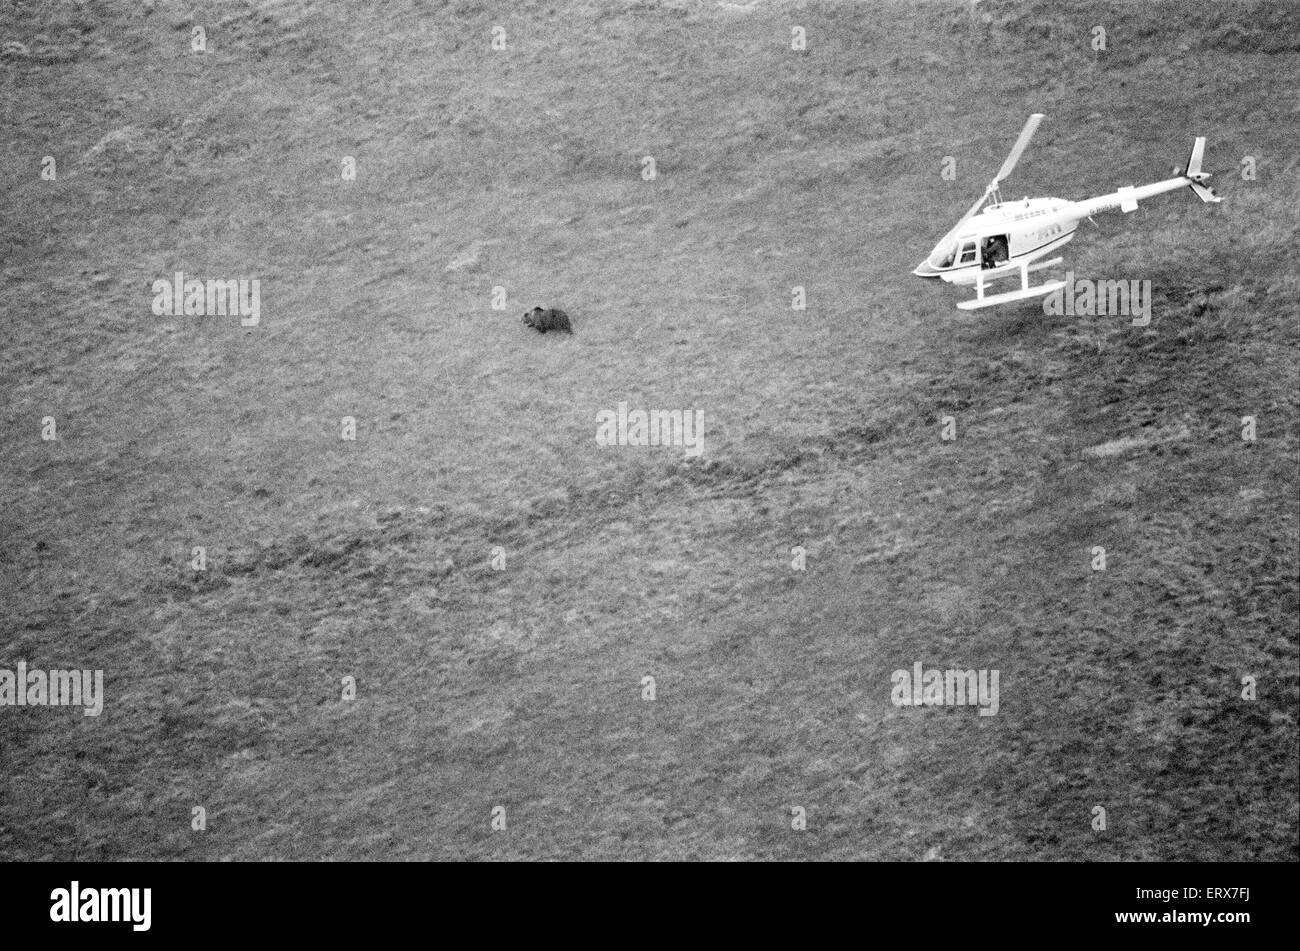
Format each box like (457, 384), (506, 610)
(0, 861), (1279, 941)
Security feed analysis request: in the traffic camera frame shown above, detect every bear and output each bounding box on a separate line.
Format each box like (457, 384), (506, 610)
(522, 307), (572, 334)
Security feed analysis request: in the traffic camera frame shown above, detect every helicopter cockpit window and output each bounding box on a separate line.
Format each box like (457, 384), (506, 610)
(928, 239), (957, 269)
(957, 240), (979, 266)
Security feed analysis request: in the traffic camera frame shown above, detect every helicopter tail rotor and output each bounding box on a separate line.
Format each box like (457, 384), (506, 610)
(1182, 136), (1221, 203)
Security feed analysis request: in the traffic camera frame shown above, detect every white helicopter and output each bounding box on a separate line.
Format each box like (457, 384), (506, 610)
(914, 114), (1221, 310)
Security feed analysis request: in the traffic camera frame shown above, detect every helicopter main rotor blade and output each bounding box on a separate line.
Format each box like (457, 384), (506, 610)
(993, 113), (1044, 185)
(939, 114), (1045, 240)
(950, 186), (994, 233)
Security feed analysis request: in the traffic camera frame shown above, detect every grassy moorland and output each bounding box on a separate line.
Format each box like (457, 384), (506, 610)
(1, 0), (1296, 860)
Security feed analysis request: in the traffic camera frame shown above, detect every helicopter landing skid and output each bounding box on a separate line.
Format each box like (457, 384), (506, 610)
(956, 257), (1064, 310)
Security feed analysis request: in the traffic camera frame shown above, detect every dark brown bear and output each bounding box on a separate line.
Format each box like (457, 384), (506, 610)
(522, 307), (572, 334)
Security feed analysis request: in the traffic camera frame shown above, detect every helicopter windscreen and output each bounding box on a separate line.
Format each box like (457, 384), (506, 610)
(927, 238), (958, 269)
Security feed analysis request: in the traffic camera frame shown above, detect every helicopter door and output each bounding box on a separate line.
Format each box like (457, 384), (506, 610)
(981, 234), (1009, 268)
(956, 239), (979, 267)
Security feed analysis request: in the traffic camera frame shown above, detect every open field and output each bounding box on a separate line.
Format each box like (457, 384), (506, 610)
(1, 0), (1297, 860)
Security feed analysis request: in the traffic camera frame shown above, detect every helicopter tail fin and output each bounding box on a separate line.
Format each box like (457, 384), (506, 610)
(1184, 137), (1221, 203)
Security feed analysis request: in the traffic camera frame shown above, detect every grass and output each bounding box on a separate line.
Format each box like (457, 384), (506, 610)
(1, 0), (1296, 860)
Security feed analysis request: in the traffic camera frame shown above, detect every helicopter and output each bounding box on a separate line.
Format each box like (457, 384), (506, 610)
(914, 114), (1221, 310)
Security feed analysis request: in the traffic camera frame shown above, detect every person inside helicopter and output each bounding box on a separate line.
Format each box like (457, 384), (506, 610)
(981, 234), (1009, 269)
